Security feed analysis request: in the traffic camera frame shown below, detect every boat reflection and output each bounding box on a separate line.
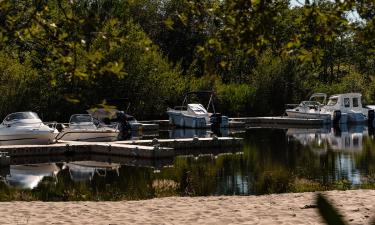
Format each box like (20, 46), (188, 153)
(165, 128), (244, 139)
(4, 163), (60, 189)
(64, 161), (120, 182)
(287, 125), (372, 152)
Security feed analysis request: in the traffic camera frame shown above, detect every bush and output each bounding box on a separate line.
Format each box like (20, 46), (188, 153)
(0, 52), (41, 119)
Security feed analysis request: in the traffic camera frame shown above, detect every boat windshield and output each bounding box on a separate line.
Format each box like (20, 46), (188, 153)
(188, 104), (208, 114)
(300, 101), (320, 107)
(327, 97), (338, 106)
(4, 112), (40, 122)
(70, 115), (93, 124)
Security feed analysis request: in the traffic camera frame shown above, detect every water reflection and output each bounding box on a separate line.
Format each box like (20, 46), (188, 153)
(287, 125), (371, 152)
(123, 128), (245, 140)
(0, 127), (373, 200)
(65, 161), (120, 182)
(5, 163), (59, 189)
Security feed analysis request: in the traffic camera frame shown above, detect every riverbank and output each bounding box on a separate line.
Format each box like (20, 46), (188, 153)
(0, 189), (373, 225)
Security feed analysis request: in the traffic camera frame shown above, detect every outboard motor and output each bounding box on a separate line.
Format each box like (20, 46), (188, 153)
(368, 109), (375, 126)
(210, 113), (222, 136)
(332, 110), (341, 124)
(116, 111), (131, 140)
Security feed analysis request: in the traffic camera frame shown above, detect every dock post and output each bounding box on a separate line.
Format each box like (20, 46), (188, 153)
(0, 152), (10, 167)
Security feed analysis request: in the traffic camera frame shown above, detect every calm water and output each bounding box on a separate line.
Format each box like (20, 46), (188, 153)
(0, 125), (374, 201)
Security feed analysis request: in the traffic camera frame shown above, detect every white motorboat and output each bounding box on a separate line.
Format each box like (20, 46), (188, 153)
(167, 91), (229, 128)
(87, 108), (143, 131)
(56, 114), (119, 142)
(5, 163), (60, 189)
(324, 93), (374, 123)
(286, 93), (375, 124)
(0, 112), (58, 145)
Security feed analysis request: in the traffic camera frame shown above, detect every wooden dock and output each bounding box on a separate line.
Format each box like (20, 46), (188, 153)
(116, 137), (243, 149)
(140, 117), (327, 129)
(139, 120), (246, 129)
(0, 142), (173, 158)
(229, 116), (327, 127)
(0, 137), (243, 159)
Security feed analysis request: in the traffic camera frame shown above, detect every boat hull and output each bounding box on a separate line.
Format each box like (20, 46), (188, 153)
(58, 130), (119, 142)
(167, 111), (210, 129)
(285, 110), (332, 121)
(0, 131), (57, 145)
(347, 112), (366, 123)
(286, 110), (349, 124)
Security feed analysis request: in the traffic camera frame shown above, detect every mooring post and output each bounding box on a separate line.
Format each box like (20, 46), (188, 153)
(0, 152), (10, 167)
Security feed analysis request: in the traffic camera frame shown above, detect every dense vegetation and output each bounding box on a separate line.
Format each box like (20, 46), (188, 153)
(0, 0), (374, 121)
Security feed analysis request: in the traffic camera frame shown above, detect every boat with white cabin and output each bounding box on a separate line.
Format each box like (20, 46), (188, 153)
(286, 93), (374, 124)
(167, 91), (229, 129)
(56, 114), (119, 142)
(0, 112), (58, 145)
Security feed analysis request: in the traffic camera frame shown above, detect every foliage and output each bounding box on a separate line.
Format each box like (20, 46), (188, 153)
(0, 0), (375, 119)
(0, 51), (41, 118)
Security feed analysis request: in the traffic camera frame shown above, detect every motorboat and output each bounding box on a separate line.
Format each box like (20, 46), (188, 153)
(324, 93), (374, 123)
(285, 93), (334, 122)
(87, 108), (143, 131)
(0, 112), (58, 145)
(286, 93), (375, 124)
(167, 91), (229, 129)
(4, 163), (60, 189)
(56, 114), (119, 142)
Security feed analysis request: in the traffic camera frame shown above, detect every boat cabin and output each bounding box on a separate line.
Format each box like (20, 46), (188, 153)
(325, 93), (363, 112)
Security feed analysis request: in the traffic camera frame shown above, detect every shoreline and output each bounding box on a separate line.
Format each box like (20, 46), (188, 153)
(0, 189), (373, 225)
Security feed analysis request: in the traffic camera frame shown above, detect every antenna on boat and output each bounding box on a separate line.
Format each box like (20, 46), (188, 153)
(182, 94), (188, 111)
(207, 92), (216, 113)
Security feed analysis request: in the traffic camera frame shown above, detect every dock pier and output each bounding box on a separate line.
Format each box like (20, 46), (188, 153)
(140, 117), (328, 129)
(0, 137), (243, 159)
(229, 116), (326, 128)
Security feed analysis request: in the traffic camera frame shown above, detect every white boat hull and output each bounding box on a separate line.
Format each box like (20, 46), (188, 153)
(0, 131), (57, 145)
(58, 130), (119, 142)
(285, 110), (332, 120)
(286, 110), (349, 124)
(167, 111), (210, 128)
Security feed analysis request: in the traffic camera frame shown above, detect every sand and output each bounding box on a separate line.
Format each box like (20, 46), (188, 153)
(0, 189), (373, 225)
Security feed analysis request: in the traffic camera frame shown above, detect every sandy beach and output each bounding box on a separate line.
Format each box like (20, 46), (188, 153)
(0, 189), (373, 225)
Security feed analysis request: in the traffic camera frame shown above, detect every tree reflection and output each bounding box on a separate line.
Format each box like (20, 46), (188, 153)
(0, 127), (374, 201)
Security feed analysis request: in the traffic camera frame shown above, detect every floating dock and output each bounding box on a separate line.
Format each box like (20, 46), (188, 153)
(139, 120), (246, 129)
(117, 137), (243, 149)
(140, 117), (326, 129)
(0, 137), (243, 159)
(229, 117), (326, 127)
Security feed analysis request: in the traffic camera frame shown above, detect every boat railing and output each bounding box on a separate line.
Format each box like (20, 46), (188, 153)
(44, 121), (59, 130)
(97, 122), (119, 130)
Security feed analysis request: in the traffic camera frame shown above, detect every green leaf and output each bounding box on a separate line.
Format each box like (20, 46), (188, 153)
(164, 17), (174, 30)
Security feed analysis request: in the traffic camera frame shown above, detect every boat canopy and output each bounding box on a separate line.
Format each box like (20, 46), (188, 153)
(309, 93), (327, 105)
(182, 90), (216, 113)
(69, 114), (94, 124)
